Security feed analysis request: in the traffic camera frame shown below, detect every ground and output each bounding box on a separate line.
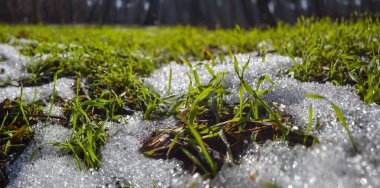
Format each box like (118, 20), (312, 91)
(0, 17), (379, 187)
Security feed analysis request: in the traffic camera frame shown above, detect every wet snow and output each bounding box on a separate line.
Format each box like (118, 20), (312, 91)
(0, 44), (32, 82)
(0, 77), (75, 103)
(7, 124), (100, 188)
(145, 53), (380, 188)
(98, 115), (188, 187)
(3, 46), (380, 187)
(7, 115), (189, 188)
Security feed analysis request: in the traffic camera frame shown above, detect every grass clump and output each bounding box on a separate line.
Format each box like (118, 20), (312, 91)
(47, 73), (161, 169)
(0, 89), (46, 185)
(140, 59), (318, 177)
(279, 17), (380, 104)
(48, 78), (109, 169)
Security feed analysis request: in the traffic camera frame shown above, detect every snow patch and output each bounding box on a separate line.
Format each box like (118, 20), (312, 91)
(6, 53), (380, 187)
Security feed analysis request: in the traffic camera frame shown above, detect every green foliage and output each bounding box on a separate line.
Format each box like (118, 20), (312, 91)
(304, 105), (313, 144)
(0, 89), (44, 164)
(50, 78), (109, 169)
(281, 17), (380, 104)
(1, 17), (378, 104)
(167, 67), (172, 95)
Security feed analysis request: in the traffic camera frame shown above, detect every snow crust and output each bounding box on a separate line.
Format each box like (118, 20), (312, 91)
(5, 52), (380, 187)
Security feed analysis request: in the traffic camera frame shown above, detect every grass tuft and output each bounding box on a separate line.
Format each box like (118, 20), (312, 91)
(141, 59), (318, 177)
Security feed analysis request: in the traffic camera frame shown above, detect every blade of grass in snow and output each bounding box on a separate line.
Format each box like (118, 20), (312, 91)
(187, 124), (217, 176)
(47, 69), (63, 122)
(233, 57), (282, 127)
(18, 85), (29, 126)
(166, 133), (180, 158)
(181, 148), (209, 174)
(304, 94), (357, 152)
(304, 105), (313, 144)
(167, 67), (172, 95)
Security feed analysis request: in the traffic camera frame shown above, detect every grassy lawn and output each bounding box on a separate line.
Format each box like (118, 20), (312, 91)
(0, 17), (379, 181)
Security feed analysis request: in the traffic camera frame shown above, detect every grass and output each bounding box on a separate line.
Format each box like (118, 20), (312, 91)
(0, 88), (44, 177)
(140, 60), (318, 177)
(0, 16), (378, 182)
(1, 17), (378, 103)
(48, 77), (109, 169)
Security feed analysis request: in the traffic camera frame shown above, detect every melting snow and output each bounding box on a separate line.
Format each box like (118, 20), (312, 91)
(0, 77), (75, 103)
(0, 44), (32, 82)
(146, 53), (380, 187)
(5, 52), (380, 187)
(7, 115), (189, 188)
(7, 124), (100, 188)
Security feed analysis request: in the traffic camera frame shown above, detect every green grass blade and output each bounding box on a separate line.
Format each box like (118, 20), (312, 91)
(304, 105), (313, 144)
(238, 84), (244, 118)
(285, 47), (296, 64)
(18, 86), (29, 126)
(233, 56), (240, 78)
(47, 69), (63, 122)
(241, 80), (282, 126)
(242, 57), (251, 77)
(181, 58), (193, 69)
(1, 111), (8, 129)
(181, 148), (208, 174)
(304, 93), (326, 99)
(256, 75), (275, 91)
(67, 141), (82, 170)
(188, 87), (215, 124)
(204, 64), (216, 77)
(167, 67), (172, 95)
(188, 124), (217, 175)
(330, 101), (358, 152)
(166, 133), (180, 158)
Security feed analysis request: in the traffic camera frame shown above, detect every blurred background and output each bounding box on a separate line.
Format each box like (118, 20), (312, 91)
(0, 0), (379, 28)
